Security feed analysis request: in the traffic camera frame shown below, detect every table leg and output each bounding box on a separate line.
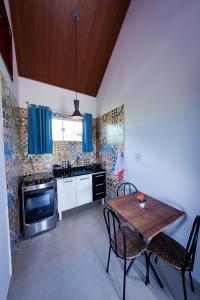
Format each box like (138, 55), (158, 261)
(149, 257), (164, 288)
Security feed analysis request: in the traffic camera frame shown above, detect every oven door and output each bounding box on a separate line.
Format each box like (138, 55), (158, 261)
(24, 187), (55, 224)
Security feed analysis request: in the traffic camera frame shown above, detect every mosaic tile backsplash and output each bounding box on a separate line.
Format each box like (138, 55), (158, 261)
(96, 105), (125, 198)
(20, 105), (125, 199)
(1, 74), (22, 264)
(19, 108), (96, 175)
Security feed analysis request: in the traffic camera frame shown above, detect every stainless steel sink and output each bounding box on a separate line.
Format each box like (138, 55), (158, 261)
(71, 170), (91, 176)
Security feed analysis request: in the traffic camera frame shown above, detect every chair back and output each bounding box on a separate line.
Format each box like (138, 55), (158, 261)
(117, 182), (138, 197)
(186, 215), (200, 270)
(103, 206), (126, 259)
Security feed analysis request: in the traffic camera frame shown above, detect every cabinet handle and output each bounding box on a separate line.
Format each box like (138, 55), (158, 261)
(95, 174), (105, 178)
(64, 180), (73, 183)
(95, 183), (104, 187)
(95, 192), (105, 196)
(80, 177), (89, 180)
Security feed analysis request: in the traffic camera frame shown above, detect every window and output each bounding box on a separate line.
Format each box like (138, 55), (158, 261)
(52, 118), (82, 142)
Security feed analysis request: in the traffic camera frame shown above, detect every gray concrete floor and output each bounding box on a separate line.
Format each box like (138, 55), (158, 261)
(8, 202), (200, 300)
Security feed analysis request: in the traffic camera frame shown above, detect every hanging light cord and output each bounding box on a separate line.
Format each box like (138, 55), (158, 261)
(70, 10), (82, 119)
(74, 16), (78, 100)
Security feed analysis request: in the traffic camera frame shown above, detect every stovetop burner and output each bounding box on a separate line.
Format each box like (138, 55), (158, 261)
(23, 173), (54, 186)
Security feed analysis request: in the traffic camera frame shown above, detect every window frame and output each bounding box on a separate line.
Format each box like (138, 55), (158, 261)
(52, 116), (83, 142)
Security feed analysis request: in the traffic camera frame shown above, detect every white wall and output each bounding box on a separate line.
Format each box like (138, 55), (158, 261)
(97, 0), (200, 283)
(19, 77), (97, 117)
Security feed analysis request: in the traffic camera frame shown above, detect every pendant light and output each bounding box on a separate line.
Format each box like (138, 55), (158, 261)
(71, 9), (83, 120)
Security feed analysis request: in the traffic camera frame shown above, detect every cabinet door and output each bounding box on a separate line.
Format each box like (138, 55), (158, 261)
(92, 172), (106, 200)
(57, 177), (77, 213)
(77, 175), (92, 206)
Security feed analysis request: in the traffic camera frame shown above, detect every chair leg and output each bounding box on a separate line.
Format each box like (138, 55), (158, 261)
(126, 258), (135, 275)
(123, 259), (127, 300)
(106, 246), (111, 273)
(149, 255), (164, 288)
(189, 270), (195, 292)
(145, 252), (150, 285)
(181, 271), (188, 300)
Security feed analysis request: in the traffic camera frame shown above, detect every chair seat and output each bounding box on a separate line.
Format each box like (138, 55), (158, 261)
(147, 232), (192, 271)
(111, 227), (146, 259)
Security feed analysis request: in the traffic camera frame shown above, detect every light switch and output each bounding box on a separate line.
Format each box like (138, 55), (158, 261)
(135, 153), (142, 161)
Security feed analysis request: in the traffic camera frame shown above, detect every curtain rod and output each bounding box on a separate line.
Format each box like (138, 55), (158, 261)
(25, 101), (52, 111)
(25, 101), (88, 117)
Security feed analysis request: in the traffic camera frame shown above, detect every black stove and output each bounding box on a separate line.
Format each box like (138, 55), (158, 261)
(23, 173), (54, 186)
(21, 172), (56, 239)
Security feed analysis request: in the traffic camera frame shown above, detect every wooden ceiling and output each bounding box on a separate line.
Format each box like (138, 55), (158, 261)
(9, 0), (130, 97)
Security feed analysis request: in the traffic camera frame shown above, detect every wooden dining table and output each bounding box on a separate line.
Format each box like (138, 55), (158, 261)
(106, 192), (185, 288)
(106, 192), (185, 239)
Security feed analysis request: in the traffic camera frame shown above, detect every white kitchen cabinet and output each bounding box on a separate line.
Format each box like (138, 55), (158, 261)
(57, 177), (76, 220)
(76, 174), (92, 206)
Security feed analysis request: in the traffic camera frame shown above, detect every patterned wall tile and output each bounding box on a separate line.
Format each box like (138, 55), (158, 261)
(1, 73), (22, 267)
(96, 105), (125, 199)
(20, 109), (97, 174)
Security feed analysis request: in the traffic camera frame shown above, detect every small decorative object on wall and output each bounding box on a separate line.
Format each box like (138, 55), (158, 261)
(0, 0), (13, 80)
(114, 149), (124, 178)
(96, 105), (124, 199)
(71, 9), (83, 120)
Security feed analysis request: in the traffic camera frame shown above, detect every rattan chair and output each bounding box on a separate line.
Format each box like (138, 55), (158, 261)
(103, 206), (147, 300)
(146, 215), (200, 300)
(117, 182), (138, 197)
(115, 182), (138, 224)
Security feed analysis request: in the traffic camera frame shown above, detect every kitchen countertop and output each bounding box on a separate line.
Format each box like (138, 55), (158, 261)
(55, 169), (106, 180)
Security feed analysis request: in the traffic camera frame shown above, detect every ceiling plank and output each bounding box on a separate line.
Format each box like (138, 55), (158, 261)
(9, 0), (130, 96)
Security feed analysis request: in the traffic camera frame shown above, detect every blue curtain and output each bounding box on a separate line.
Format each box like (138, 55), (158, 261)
(82, 113), (93, 152)
(28, 105), (52, 154)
